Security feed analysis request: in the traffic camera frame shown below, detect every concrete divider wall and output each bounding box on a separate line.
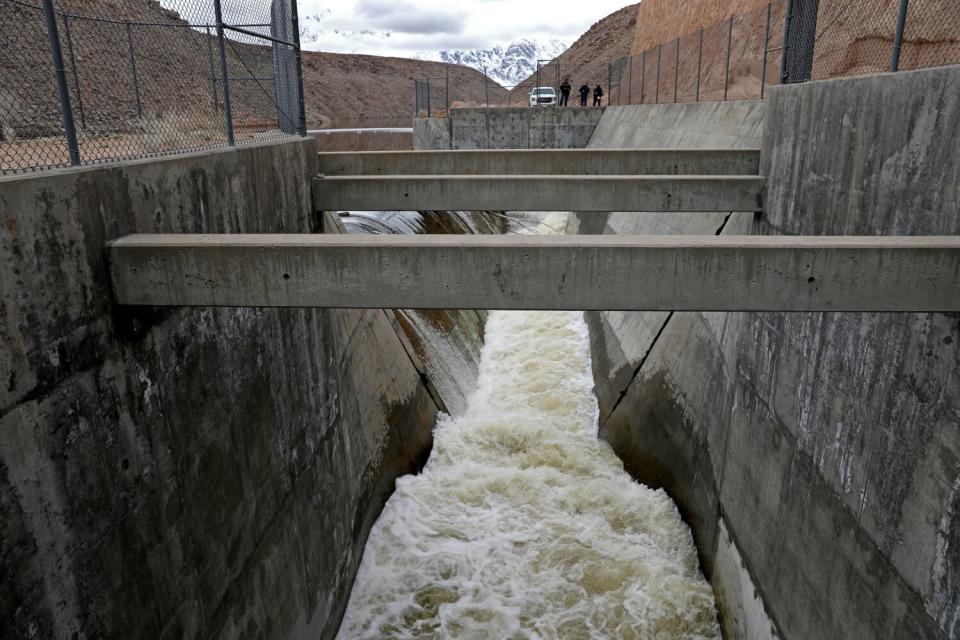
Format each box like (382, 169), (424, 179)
(310, 128), (412, 152)
(413, 117), (452, 150)
(579, 68), (960, 639)
(414, 107), (605, 150)
(0, 140), (441, 639)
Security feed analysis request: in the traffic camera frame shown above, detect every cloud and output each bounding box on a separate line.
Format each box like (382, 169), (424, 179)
(295, 0), (633, 58)
(355, 0), (465, 34)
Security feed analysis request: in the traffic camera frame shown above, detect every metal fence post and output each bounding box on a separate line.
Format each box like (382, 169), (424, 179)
(761, 3), (772, 98)
(607, 63), (612, 106)
(213, 0), (234, 145)
(655, 44), (661, 104)
(627, 55), (633, 104)
(289, 0), (307, 135)
(641, 50), (646, 103)
(674, 37), (680, 103)
(696, 28), (703, 101)
(780, 0), (820, 84)
(42, 0), (80, 166)
(779, 0), (795, 83)
(445, 68), (452, 149)
(62, 15), (86, 130)
(618, 61), (623, 105)
(426, 79), (431, 117)
(205, 26), (219, 114)
(126, 23), (143, 119)
(483, 67), (489, 109)
(890, 0), (910, 71)
(724, 16), (733, 100)
(536, 62), (541, 106)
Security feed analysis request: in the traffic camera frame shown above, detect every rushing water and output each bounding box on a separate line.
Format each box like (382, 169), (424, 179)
(337, 214), (720, 639)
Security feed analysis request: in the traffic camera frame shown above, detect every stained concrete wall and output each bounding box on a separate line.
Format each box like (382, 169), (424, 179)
(0, 140), (442, 639)
(414, 107), (605, 150)
(586, 99), (766, 148)
(413, 117), (452, 151)
(579, 67), (960, 639)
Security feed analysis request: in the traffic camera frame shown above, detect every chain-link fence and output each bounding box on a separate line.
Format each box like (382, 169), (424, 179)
(609, 2), (786, 106)
(0, 0), (305, 175)
(609, 0), (959, 107)
(811, 0), (959, 79)
(414, 76), (449, 118)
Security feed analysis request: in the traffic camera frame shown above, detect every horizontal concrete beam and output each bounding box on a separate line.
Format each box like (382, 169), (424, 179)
(317, 149), (761, 176)
(312, 175), (764, 212)
(109, 234), (960, 312)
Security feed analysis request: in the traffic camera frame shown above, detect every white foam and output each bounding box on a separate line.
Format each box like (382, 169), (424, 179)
(337, 213), (720, 639)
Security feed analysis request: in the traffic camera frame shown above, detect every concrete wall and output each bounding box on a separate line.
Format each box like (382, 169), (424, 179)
(579, 67), (960, 639)
(317, 149), (761, 176)
(310, 128), (412, 152)
(587, 100), (766, 148)
(413, 117), (452, 150)
(0, 140), (442, 639)
(414, 107), (605, 150)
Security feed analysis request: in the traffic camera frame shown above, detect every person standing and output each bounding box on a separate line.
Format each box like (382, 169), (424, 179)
(559, 78), (572, 106)
(578, 83), (590, 106)
(593, 84), (604, 107)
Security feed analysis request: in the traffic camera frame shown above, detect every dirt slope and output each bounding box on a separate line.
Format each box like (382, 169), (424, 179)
(631, 0), (959, 81)
(301, 52), (505, 128)
(0, 0), (501, 141)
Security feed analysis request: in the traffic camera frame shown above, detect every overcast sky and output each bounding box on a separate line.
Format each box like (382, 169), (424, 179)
(296, 0), (633, 57)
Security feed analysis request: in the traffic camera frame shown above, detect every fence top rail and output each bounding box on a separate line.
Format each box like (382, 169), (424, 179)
(7, 0), (274, 31)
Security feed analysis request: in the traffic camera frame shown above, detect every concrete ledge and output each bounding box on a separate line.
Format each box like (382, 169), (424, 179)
(309, 128), (412, 152)
(317, 149), (761, 176)
(311, 175), (765, 212)
(108, 234), (960, 311)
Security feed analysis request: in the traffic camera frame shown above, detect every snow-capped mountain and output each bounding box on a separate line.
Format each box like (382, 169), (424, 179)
(417, 39), (568, 87)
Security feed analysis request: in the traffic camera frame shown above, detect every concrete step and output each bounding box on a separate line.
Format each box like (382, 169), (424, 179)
(317, 149), (761, 177)
(108, 234), (960, 312)
(312, 175), (765, 212)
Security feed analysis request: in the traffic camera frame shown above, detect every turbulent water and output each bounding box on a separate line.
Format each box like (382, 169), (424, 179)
(337, 214), (720, 639)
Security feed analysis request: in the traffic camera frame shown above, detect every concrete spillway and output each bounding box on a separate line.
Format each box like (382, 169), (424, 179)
(337, 214), (719, 638)
(3, 64), (958, 640)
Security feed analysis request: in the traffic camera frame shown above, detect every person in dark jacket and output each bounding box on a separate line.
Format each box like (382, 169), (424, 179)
(593, 84), (604, 107)
(559, 78), (572, 106)
(578, 83), (590, 106)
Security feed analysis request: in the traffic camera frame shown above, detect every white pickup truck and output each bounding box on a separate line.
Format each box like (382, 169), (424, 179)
(529, 87), (557, 107)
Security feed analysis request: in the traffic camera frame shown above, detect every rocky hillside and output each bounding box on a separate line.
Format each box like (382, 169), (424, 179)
(301, 52), (505, 128)
(508, 4), (639, 102)
(0, 0), (500, 140)
(632, 0), (769, 52)
(631, 0), (959, 88)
